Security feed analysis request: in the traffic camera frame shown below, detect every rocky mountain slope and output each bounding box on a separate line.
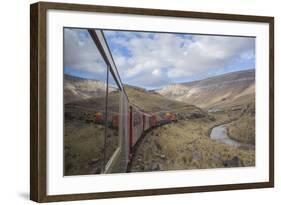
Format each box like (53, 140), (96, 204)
(64, 74), (110, 104)
(64, 74), (210, 176)
(64, 74), (208, 122)
(124, 85), (202, 114)
(156, 69), (255, 109)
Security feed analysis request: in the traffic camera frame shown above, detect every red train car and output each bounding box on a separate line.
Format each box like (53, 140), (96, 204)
(128, 104), (159, 161)
(112, 115), (119, 128)
(150, 115), (157, 127)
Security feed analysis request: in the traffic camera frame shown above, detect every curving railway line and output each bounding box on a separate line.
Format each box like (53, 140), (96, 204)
(86, 29), (177, 174)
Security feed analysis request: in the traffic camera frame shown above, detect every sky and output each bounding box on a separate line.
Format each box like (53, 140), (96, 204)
(64, 28), (255, 90)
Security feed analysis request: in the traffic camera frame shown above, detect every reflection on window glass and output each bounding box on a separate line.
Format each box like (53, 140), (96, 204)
(63, 28), (107, 175)
(105, 72), (120, 165)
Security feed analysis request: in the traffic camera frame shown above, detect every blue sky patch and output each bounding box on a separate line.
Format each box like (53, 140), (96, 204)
(64, 28), (255, 90)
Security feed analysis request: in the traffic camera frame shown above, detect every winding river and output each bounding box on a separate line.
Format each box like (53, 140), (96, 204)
(210, 124), (255, 150)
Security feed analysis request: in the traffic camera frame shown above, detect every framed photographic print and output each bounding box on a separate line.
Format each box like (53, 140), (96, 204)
(30, 1), (274, 202)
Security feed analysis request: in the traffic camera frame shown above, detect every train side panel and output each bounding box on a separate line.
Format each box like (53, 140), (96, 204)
(143, 114), (151, 131)
(131, 107), (143, 146)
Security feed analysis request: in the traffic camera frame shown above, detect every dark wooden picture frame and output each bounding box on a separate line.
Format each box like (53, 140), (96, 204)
(30, 1), (274, 202)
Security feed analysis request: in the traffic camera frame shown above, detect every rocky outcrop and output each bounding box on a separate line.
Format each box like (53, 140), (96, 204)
(156, 69), (255, 109)
(223, 156), (243, 167)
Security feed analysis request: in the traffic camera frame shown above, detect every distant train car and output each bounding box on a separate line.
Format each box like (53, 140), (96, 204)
(164, 112), (177, 121)
(112, 115), (119, 128)
(130, 106), (143, 147)
(89, 29), (180, 174)
(143, 113), (152, 131)
(94, 102), (179, 173)
(94, 112), (104, 125)
(150, 115), (157, 127)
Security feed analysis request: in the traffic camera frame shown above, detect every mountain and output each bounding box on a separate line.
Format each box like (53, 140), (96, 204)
(156, 69), (255, 109)
(64, 74), (111, 104)
(124, 85), (203, 115)
(64, 74), (207, 122)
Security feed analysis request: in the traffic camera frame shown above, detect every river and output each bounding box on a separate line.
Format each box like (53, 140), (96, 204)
(210, 124), (255, 149)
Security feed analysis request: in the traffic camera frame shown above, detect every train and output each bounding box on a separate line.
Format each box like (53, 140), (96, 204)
(127, 105), (177, 161)
(87, 29), (178, 174)
(93, 105), (177, 171)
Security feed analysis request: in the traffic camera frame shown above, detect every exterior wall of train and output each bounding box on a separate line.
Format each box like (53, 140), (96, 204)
(87, 29), (134, 174)
(104, 93), (129, 173)
(64, 28), (178, 175)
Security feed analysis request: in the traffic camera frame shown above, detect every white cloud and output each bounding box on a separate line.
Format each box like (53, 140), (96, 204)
(64, 28), (255, 89)
(152, 69), (161, 76)
(105, 31), (255, 88)
(64, 28), (107, 75)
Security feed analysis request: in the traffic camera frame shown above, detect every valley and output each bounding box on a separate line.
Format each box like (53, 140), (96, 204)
(156, 69), (255, 109)
(129, 112), (255, 172)
(63, 69), (256, 175)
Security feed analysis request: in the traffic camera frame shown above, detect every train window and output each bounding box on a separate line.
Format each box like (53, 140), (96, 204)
(63, 28), (107, 175)
(104, 71), (121, 169)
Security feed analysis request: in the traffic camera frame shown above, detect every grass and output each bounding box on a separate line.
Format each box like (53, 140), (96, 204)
(124, 85), (201, 114)
(129, 113), (255, 172)
(64, 84), (255, 174)
(64, 121), (119, 176)
(64, 86), (206, 176)
(64, 90), (121, 176)
(226, 103), (255, 145)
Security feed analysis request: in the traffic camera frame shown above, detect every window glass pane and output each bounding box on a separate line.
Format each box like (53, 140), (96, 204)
(105, 72), (120, 166)
(63, 28), (107, 175)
